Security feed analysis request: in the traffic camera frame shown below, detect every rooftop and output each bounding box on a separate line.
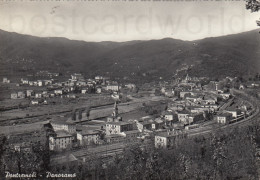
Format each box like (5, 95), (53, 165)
(55, 130), (73, 138)
(107, 83), (119, 86)
(78, 130), (100, 136)
(186, 95), (202, 99)
(51, 118), (75, 125)
(138, 120), (153, 125)
(177, 109), (191, 114)
(188, 106), (203, 110)
(106, 134), (125, 138)
(162, 111), (174, 116)
(121, 130), (140, 134)
(106, 121), (132, 126)
(156, 131), (180, 138)
(225, 106), (241, 112)
(154, 118), (164, 124)
(140, 116), (153, 120)
(217, 112), (233, 117)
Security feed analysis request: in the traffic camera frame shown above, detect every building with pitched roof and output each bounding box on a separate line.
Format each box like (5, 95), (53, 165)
(51, 119), (76, 134)
(105, 121), (134, 135)
(225, 107), (242, 118)
(49, 130), (74, 151)
(77, 130), (100, 146)
(177, 109), (191, 123)
(155, 130), (186, 148)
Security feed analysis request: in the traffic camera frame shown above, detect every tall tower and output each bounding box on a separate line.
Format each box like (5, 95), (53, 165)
(215, 82), (219, 91)
(112, 101), (118, 117)
(185, 74), (191, 82)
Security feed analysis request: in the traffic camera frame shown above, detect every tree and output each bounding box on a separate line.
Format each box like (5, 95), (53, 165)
(0, 135), (7, 177)
(246, 0), (260, 29)
(85, 107), (90, 120)
(71, 111), (76, 121)
(78, 110), (82, 120)
(246, 0), (260, 12)
(3, 141), (51, 178)
(154, 89), (161, 96)
(31, 142), (51, 176)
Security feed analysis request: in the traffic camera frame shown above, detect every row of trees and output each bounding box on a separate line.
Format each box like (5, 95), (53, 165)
(142, 102), (168, 118)
(71, 107), (90, 121)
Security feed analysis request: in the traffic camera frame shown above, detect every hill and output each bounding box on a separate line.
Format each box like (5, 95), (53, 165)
(0, 29), (259, 82)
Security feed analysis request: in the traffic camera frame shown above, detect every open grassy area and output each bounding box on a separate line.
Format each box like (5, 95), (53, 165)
(0, 120), (48, 135)
(0, 94), (114, 123)
(0, 94), (167, 134)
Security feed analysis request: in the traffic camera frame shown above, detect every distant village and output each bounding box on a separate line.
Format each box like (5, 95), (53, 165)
(4, 73), (128, 105)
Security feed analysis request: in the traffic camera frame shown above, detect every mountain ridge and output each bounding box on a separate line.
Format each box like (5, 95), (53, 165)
(0, 29), (259, 82)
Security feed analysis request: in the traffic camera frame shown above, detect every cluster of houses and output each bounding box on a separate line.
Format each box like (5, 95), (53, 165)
(5, 74), (256, 153)
(47, 118), (102, 151)
(8, 74), (132, 104)
(20, 78), (53, 87)
(152, 75), (252, 148)
(44, 101), (158, 151)
(216, 106), (245, 124)
(43, 75), (252, 151)
(47, 102), (140, 151)
(44, 98), (202, 151)
(154, 105), (247, 148)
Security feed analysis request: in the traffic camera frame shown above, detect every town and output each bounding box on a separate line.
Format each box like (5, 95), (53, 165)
(1, 71), (260, 177)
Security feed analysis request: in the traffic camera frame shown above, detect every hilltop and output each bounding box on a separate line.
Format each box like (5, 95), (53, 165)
(0, 29), (259, 82)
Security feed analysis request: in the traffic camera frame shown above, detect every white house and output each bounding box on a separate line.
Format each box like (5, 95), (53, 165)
(31, 100), (39, 105)
(26, 90), (34, 97)
(51, 119), (76, 134)
(77, 130), (100, 146)
(96, 87), (102, 94)
(11, 93), (18, 99)
(49, 130), (74, 151)
(216, 113), (232, 124)
(17, 91), (25, 99)
(155, 131), (186, 148)
(225, 108), (242, 118)
(107, 84), (120, 92)
(35, 93), (42, 99)
(105, 121), (134, 135)
(54, 89), (63, 95)
(119, 130), (140, 142)
(21, 78), (29, 84)
(177, 110), (190, 124)
(37, 80), (43, 87)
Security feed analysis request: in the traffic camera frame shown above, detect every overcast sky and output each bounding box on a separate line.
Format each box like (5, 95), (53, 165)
(0, 1), (259, 42)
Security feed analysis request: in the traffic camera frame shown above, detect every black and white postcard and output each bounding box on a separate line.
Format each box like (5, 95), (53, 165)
(0, 0), (260, 179)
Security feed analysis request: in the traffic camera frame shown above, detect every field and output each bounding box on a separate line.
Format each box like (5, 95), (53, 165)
(0, 94), (167, 135)
(0, 94), (114, 122)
